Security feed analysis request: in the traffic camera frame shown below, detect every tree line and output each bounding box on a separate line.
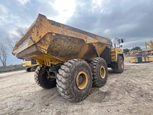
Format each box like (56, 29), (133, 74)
(123, 46), (142, 54)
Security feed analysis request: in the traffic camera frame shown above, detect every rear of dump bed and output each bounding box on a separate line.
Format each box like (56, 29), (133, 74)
(12, 14), (112, 65)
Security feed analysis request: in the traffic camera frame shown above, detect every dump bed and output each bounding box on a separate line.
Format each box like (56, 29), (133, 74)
(12, 14), (112, 64)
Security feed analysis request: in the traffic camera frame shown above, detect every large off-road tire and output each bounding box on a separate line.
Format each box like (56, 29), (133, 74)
(31, 65), (38, 72)
(89, 57), (108, 87)
(26, 67), (31, 72)
(112, 56), (124, 73)
(56, 59), (92, 102)
(34, 65), (56, 89)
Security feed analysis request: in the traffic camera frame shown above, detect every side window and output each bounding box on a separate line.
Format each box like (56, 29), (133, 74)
(24, 58), (30, 61)
(31, 59), (37, 64)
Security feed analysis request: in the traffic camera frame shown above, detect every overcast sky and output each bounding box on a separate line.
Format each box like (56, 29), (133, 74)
(0, 0), (153, 65)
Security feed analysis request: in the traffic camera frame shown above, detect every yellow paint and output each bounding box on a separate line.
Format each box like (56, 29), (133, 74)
(129, 58), (137, 63)
(23, 58), (38, 67)
(120, 60), (124, 69)
(129, 57), (153, 63)
(145, 40), (153, 51)
(111, 48), (124, 62)
(93, 43), (108, 57)
(100, 66), (106, 79)
(13, 14), (121, 66)
(76, 71), (88, 90)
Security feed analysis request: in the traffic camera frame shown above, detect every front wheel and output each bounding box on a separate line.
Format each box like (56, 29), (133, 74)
(56, 59), (92, 102)
(112, 56), (124, 73)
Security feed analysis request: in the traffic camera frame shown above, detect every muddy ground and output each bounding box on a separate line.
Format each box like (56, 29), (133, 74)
(0, 60), (153, 115)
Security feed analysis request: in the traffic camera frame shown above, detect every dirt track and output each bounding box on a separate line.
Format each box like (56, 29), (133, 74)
(0, 61), (153, 115)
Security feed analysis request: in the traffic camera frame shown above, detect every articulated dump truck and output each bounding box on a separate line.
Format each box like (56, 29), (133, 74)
(13, 14), (124, 102)
(23, 58), (38, 72)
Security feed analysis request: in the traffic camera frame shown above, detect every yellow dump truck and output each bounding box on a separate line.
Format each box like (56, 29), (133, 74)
(129, 41), (153, 63)
(129, 51), (153, 63)
(23, 58), (38, 72)
(13, 14), (124, 102)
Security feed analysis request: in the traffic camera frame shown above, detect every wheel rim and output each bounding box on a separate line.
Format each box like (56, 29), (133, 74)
(76, 71), (88, 90)
(42, 69), (55, 81)
(120, 60), (124, 69)
(47, 74), (55, 81)
(47, 77), (55, 81)
(100, 66), (106, 79)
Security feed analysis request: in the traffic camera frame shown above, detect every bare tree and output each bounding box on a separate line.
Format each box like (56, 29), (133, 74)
(12, 27), (27, 40)
(0, 43), (7, 67)
(16, 27), (27, 37)
(5, 36), (15, 49)
(5, 27), (27, 49)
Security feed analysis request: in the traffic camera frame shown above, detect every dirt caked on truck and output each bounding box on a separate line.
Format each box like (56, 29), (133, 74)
(12, 14), (124, 102)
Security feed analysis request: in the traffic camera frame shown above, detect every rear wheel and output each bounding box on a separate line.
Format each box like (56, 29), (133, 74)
(56, 59), (92, 102)
(89, 57), (108, 87)
(112, 56), (124, 73)
(34, 65), (56, 89)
